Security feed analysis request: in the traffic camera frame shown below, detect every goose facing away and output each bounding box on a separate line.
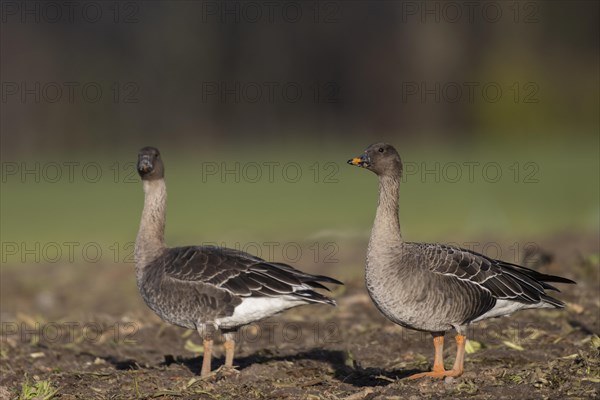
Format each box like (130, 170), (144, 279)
(135, 146), (342, 376)
(347, 143), (575, 379)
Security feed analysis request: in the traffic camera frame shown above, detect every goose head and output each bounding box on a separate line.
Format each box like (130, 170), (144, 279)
(347, 143), (402, 177)
(137, 146), (164, 180)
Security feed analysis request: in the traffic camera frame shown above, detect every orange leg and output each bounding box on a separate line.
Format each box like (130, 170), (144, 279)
(432, 335), (445, 372)
(451, 334), (466, 376)
(408, 334), (466, 379)
(224, 337), (235, 368)
(201, 338), (213, 377)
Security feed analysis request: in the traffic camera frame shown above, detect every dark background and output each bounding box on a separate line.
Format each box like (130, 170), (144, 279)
(2, 1), (598, 154)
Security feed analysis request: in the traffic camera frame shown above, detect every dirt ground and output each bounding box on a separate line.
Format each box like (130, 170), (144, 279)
(1, 233), (599, 399)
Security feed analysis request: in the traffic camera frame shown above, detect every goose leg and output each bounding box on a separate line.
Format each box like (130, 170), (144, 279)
(407, 334), (466, 379)
(201, 338), (213, 376)
(224, 333), (235, 368)
(407, 333), (445, 379)
(432, 334), (445, 372)
(450, 334), (466, 376)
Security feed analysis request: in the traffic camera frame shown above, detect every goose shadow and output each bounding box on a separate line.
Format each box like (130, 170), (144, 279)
(101, 355), (141, 370)
(161, 348), (420, 387)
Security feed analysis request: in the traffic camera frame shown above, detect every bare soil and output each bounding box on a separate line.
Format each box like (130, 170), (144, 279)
(1, 233), (599, 399)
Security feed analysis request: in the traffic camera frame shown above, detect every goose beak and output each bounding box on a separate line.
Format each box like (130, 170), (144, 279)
(347, 153), (370, 168)
(137, 157), (153, 174)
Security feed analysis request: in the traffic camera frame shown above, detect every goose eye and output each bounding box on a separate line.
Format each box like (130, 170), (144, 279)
(378, 148), (384, 153)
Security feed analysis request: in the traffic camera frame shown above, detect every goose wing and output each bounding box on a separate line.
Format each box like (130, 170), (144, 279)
(162, 246), (342, 305)
(409, 242), (574, 307)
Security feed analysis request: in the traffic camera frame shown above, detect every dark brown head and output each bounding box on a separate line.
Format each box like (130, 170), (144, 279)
(347, 142), (402, 177)
(137, 146), (164, 180)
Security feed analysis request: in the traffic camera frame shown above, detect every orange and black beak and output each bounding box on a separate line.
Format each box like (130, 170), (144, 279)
(347, 153), (370, 168)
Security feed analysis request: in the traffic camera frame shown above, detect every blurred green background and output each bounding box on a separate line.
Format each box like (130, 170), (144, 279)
(1, 1), (598, 268)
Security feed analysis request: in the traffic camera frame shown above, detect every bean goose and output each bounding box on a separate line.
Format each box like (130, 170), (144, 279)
(135, 146), (342, 376)
(347, 143), (575, 379)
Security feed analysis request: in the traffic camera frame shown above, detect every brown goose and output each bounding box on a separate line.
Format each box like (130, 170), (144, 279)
(347, 143), (575, 379)
(135, 146), (342, 376)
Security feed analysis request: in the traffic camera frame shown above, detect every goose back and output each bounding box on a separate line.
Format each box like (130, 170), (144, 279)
(138, 245), (341, 330)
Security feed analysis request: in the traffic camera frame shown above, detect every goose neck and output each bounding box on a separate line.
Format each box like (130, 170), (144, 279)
(135, 179), (167, 270)
(371, 173), (403, 246)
